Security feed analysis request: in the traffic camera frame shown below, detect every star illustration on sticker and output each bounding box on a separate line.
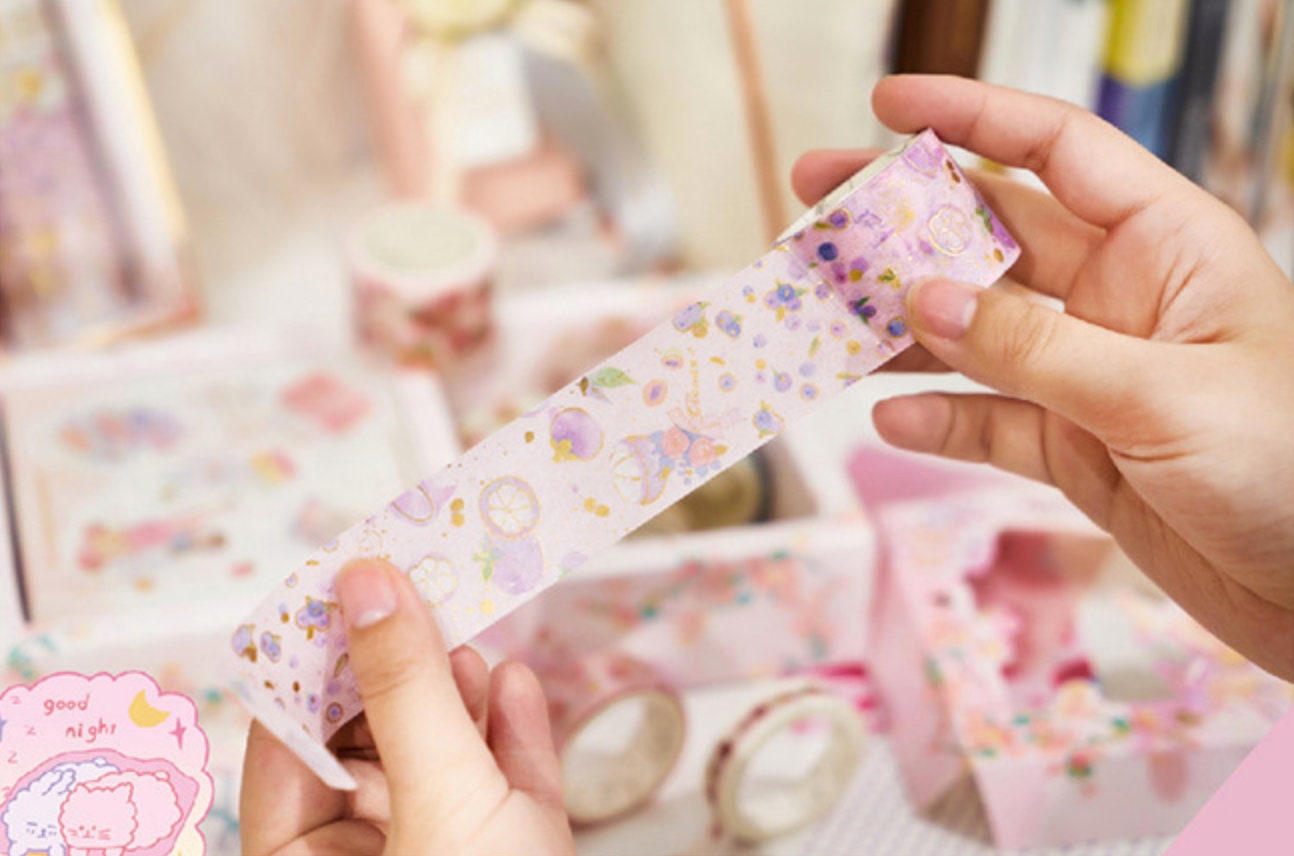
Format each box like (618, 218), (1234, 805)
(170, 717), (187, 749)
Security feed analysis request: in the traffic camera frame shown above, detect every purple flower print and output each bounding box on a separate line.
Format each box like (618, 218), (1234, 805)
(259, 632), (282, 663)
(764, 282), (804, 316)
(232, 624), (256, 661)
(296, 597), (335, 640)
(753, 403), (784, 437)
(850, 296), (878, 324)
(673, 302), (709, 337)
(673, 302), (705, 331)
(716, 309), (742, 338)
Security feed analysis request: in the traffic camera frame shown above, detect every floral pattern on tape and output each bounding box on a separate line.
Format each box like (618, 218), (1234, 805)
(230, 130), (1021, 756)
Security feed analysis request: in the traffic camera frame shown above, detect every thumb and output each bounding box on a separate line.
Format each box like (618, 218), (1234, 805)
(336, 559), (505, 826)
(904, 278), (1169, 440)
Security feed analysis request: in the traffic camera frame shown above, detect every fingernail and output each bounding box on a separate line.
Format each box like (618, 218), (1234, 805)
(337, 561), (398, 630)
(911, 278), (977, 339)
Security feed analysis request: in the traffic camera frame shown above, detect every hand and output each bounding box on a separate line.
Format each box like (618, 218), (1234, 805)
(793, 75), (1294, 679)
(241, 559), (575, 855)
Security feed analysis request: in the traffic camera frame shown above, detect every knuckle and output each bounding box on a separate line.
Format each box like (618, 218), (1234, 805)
(355, 646), (427, 705)
(989, 296), (1061, 378)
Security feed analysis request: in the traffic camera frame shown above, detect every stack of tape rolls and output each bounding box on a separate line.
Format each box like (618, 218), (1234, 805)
(542, 650), (687, 825)
(541, 644), (868, 845)
(346, 202), (498, 367)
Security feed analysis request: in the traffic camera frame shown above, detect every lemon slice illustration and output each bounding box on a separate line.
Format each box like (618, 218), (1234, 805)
(409, 553), (458, 604)
(480, 477), (540, 539)
(610, 436), (668, 505)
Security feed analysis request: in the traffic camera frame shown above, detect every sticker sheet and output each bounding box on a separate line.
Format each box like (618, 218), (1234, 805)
(230, 130), (1022, 786)
(0, 672), (214, 856)
(3, 339), (442, 625)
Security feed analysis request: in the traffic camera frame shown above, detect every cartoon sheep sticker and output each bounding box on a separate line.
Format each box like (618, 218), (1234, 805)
(1, 753), (193, 856)
(1, 760), (116, 856)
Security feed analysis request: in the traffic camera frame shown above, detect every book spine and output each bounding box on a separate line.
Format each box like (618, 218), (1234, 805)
(1166, 0), (1232, 182)
(1098, 0), (1191, 157)
(894, 0), (991, 77)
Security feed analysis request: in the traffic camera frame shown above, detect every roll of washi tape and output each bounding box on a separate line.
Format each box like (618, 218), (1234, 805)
(702, 686), (865, 846)
(346, 202), (497, 368)
(230, 130), (1020, 789)
(542, 651), (686, 825)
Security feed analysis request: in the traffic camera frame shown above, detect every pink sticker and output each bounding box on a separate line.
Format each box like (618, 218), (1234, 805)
(0, 672), (213, 856)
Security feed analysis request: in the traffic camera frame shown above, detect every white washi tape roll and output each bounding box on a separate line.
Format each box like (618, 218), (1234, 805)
(346, 201), (497, 367)
(703, 686), (865, 845)
(542, 651), (686, 825)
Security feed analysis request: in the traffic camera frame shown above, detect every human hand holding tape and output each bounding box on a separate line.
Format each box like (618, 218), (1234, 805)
(228, 129), (1020, 788)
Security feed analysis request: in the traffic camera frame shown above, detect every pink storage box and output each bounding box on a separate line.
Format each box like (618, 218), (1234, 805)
(854, 446), (1293, 849)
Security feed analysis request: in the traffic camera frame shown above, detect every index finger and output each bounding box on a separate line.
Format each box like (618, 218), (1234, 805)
(872, 75), (1192, 228)
(241, 721), (347, 855)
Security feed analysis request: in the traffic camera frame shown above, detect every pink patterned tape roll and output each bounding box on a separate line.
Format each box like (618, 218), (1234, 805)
(228, 130), (1021, 788)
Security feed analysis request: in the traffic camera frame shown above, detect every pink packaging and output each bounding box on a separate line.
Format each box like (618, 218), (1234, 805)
(854, 446), (1293, 849)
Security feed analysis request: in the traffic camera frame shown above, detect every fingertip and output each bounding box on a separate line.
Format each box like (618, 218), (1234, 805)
(906, 277), (979, 340)
(338, 556), (401, 582)
(490, 661), (548, 722)
(790, 152), (823, 205)
(791, 149), (882, 205)
(337, 560), (403, 634)
(450, 646), (492, 734)
(870, 74), (899, 112)
(488, 661), (562, 803)
(871, 74), (924, 129)
(873, 394), (952, 454)
(450, 646), (490, 685)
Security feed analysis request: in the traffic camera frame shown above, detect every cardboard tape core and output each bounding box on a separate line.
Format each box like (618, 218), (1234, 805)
(561, 687), (686, 824)
(705, 688), (865, 844)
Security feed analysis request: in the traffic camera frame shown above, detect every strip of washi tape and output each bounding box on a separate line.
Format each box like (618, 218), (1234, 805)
(542, 650), (686, 825)
(229, 129), (1020, 788)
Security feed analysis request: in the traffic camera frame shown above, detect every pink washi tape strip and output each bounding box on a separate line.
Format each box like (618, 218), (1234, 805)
(540, 650), (686, 825)
(230, 130), (1020, 788)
